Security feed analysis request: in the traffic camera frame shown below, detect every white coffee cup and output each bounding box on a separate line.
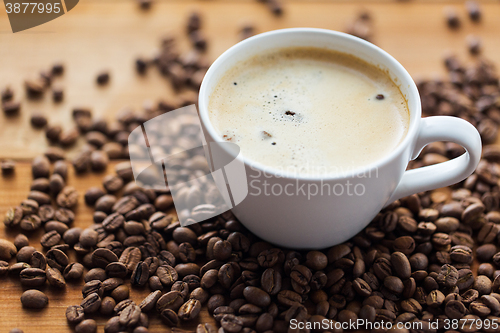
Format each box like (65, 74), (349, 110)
(198, 28), (482, 249)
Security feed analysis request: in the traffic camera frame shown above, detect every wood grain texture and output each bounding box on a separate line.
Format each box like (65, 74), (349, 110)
(0, 0), (499, 332)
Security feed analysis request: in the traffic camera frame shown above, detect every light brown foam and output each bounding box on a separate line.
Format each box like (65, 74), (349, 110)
(208, 47), (410, 176)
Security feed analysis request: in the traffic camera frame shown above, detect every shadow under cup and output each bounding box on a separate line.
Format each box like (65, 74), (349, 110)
(199, 28), (421, 249)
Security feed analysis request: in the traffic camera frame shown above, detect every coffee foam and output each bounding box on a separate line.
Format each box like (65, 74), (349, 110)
(208, 47), (410, 176)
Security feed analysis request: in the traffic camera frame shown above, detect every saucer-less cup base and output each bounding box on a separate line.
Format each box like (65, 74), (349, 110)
(198, 28), (482, 249)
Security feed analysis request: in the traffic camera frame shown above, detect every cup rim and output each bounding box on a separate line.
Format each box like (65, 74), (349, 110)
(199, 27), (421, 181)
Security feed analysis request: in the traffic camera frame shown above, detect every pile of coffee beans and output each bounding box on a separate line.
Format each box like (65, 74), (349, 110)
(3, 4), (500, 333)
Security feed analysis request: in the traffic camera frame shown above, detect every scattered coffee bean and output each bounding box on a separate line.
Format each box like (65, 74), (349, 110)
(1, 159), (15, 176)
(66, 305), (85, 325)
(21, 289), (48, 309)
(75, 319), (97, 333)
(96, 71), (110, 85)
(30, 112), (47, 128)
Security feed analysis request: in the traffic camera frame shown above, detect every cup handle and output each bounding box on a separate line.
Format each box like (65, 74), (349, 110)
(385, 116), (482, 205)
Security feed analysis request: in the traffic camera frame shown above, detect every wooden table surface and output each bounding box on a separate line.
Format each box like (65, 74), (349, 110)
(1, 0), (500, 332)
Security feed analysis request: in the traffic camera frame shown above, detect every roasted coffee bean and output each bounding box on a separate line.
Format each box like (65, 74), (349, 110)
(80, 229), (98, 248)
(172, 227), (197, 245)
(66, 305), (85, 325)
(64, 262), (84, 280)
(220, 314), (243, 333)
(90, 150), (109, 171)
(212, 240), (231, 261)
(49, 173), (66, 195)
(384, 276), (404, 295)
(45, 125), (62, 142)
(243, 286), (271, 307)
(45, 221), (69, 235)
(393, 236), (415, 255)
(196, 323), (217, 333)
(21, 289), (48, 309)
(190, 287), (209, 304)
(201, 269), (219, 289)
(85, 187), (105, 206)
(30, 112), (48, 128)
(37, 205), (54, 223)
(96, 71), (110, 85)
(28, 190), (51, 205)
(81, 292), (101, 314)
(31, 177), (51, 195)
(4, 206), (23, 227)
(13, 234), (29, 250)
(104, 316), (121, 333)
(131, 261), (149, 286)
(391, 252), (411, 279)
(2, 101), (21, 116)
(470, 301), (491, 316)
(63, 228), (82, 246)
(82, 280), (104, 298)
(261, 268), (282, 296)
(20, 214), (42, 231)
(437, 264), (459, 287)
(102, 278), (123, 292)
(103, 213), (125, 231)
(155, 195), (174, 211)
(474, 275), (493, 295)
(75, 319), (97, 333)
(0, 239), (17, 260)
(353, 277), (373, 297)
(57, 186), (79, 208)
(450, 245), (473, 263)
(1, 159), (16, 176)
(160, 308), (179, 326)
(111, 285), (129, 302)
(457, 269), (475, 291)
(445, 299), (467, 319)
(95, 195), (117, 213)
(40, 230), (61, 248)
(178, 298), (201, 321)
(103, 175), (124, 193)
(373, 257), (392, 281)
(16, 246), (36, 263)
(19, 267), (46, 287)
(290, 265), (312, 287)
(92, 248), (119, 268)
(161, 281), (183, 302)
(106, 262), (128, 278)
(113, 196), (139, 215)
(115, 161), (133, 181)
(21, 199), (38, 215)
(157, 291), (184, 312)
(149, 275), (163, 291)
(46, 248), (69, 271)
(176, 263), (200, 278)
(84, 268), (106, 283)
(481, 295), (500, 316)
(119, 304), (141, 327)
(32, 155), (50, 178)
(140, 290), (162, 312)
(191, 204), (217, 221)
(55, 207), (75, 224)
(119, 246), (142, 272)
(46, 266), (66, 288)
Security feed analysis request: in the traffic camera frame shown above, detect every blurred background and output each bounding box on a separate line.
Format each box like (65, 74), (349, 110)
(1, 0), (499, 159)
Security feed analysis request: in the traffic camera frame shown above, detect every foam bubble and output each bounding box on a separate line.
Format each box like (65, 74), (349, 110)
(208, 47), (410, 176)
